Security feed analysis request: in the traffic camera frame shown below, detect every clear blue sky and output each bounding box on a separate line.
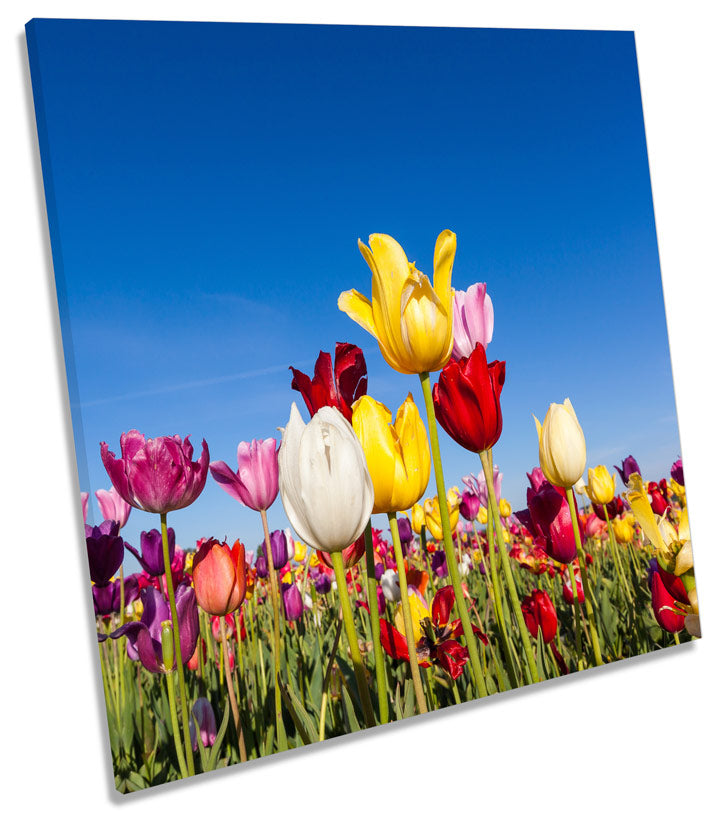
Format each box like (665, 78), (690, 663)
(28, 20), (681, 567)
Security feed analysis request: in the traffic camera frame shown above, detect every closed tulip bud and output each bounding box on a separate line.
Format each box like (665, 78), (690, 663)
(534, 399), (586, 488)
(351, 393), (431, 514)
(499, 498), (512, 518)
(451, 282), (494, 360)
(381, 569), (401, 602)
(614, 455), (641, 487)
(209, 438), (279, 512)
(573, 477), (587, 496)
(190, 697), (217, 751)
(585, 465), (616, 506)
(85, 521), (126, 587)
(339, 231), (456, 374)
(160, 620), (174, 671)
(316, 534), (367, 570)
(477, 506), (488, 525)
(126, 527), (175, 578)
(459, 491), (480, 522)
(396, 515), (413, 545)
(278, 404), (374, 553)
(192, 538), (246, 616)
(670, 458), (684, 487)
(282, 583), (304, 622)
(411, 502), (426, 534)
(612, 516), (635, 544)
(95, 486), (132, 528)
(521, 589), (558, 643)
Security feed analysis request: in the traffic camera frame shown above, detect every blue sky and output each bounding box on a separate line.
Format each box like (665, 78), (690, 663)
(27, 20), (681, 566)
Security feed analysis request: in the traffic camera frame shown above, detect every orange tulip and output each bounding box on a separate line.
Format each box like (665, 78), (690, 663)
(192, 538), (246, 616)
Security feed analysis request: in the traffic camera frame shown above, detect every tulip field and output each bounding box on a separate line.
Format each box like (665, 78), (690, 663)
(86, 231), (699, 792)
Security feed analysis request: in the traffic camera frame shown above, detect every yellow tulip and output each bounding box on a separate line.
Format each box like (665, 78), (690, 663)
(477, 506), (488, 525)
(670, 478), (686, 505)
(352, 393), (431, 514)
(424, 495), (459, 540)
(411, 502), (426, 534)
(394, 591), (430, 645)
(309, 552), (320, 568)
(338, 231), (456, 374)
(499, 498), (512, 518)
(533, 399), (587, 488)
(586, 465), (616, 506)
(293, 541), (308, 562)
(612, 515), (635, 544)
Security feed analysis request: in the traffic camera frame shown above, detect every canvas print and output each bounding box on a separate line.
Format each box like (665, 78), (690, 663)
(26, 19), (700, 792)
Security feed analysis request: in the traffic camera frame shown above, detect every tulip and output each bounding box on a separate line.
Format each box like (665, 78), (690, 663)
(585, 465), (616, 506)
(527, 483), (578, 564)
(433, 343), (506, 453)
(351, 393), (431, 514)
(81, 491), (89, 524)
(209, 438), (278, 513)
(314, 572), (332, 595)
(614, 455), (641, 487)
(464, 466), (503, 507)
(101, 430), (209, 514)
(424, 495), (459, 541)
(671, 458), (684, 487)
(526, 467), (545, 493)
(380, 569), (401, 602)
(126, 528), (175, 577)
(521, 589), (558, 643)
(410, 503), (426, 534)
(338, 230), (456, 374)
(451, 282), (494, 361)
(574, 477), (587, 497)
(86, 521), (125, 587)
(317, 534), (366, 570)
(290, 343), (367, 423)
(282, 583), (303, 622)
(102, 585), (199, 673)
(278, 403), (374, 552)
(534, 399), (586, 489)
(593, 495), (625, 521)
(93, 573), (140, 616)
(647, 481), (670, 516)
(498, 498), (512, 518)
(192, 538), (246, 616)
(293, 541), (308, 562)
(612, 515), (635, 544)
(459, 491), (480, 522)
(95, 486), (132, 529)
(562, 568), (585, 604)
(396, 516), (413, 546)
(431, 550), (449, 578)
(189, 697), (217, 751)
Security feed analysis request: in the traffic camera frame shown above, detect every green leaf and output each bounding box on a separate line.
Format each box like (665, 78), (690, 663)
(341, 685), (361, 733)
(279, 682), (319, 745)
(207, 699), (231, 771)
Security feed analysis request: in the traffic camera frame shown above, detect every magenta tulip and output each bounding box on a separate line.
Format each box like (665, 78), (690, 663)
(95, 486), (132, 528)
(209, 438), (279, 512)
(451, 283), (494, 361)
(100, 430), (209, 515)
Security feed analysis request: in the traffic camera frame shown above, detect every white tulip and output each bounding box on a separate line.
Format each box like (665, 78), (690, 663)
(381, 569), (401, 602)
(278, 403), (374, 553)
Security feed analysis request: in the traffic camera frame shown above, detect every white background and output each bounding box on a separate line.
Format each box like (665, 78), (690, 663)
(2, 2), (718, 816)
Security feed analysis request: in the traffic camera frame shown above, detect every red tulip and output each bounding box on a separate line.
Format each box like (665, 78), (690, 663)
(316, 533), (366, 571)
(521, 589), (558, 643)
(192, 538), (246, 616)
(290, 342), (367, 423)
(432, 343), (505, 453)
(527, 482), (578, 564)
(562, 567), (584, 604)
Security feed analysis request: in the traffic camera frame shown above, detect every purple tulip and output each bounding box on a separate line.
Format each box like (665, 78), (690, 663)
(209, 438), (279, 512)
(93, 573), (140, 616)
(376, 585), (387, 615)
(95, 486), (131, 528)
(125, 528), (175, 577)
(396, 516), (413, 545)
(463, 466), (502, 508)
(282, 583), (303, 622)
(671, 459), (684, 487)
(431, 550), (448, 578)
(100, 430), (209, 515)
(451, 283), (494, 361)
(81, 491), (89, 524)
(254, 547), (268, 579)
(256, 529), (291, 577)
(190, 697), (217, 750)
(100, 585), (199, 673)
(374, 561), (384, 581)
(614, 455), (641, 487)
(314, 572), (332, 595)
(86, 520), (125, 586)
(459, 491), (481, 521)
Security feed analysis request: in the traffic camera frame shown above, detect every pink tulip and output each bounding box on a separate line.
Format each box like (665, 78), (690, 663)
(101, 430), (209, 515)
(209, 438), (279, 512)
(95, 486), (132, 528)
(451, 282), (494, 360)
(81, 491), (89, 523)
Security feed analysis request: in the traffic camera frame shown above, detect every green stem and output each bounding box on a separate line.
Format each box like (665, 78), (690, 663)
(220, 617), (247, 762)
(260, 508), (288, 752)
(388, 512), (428, 714)
(604, 505), (633, 604)
(330, 550), (376, 728)
(480, 449), (539, 685)
(565, 490), (604, 666)
(418, 371), (487, 699)
(363, 522), (389, 724)
(165, 670), (189, 779)
(319, 619), (343, 741)
(160, 513), (194, 776)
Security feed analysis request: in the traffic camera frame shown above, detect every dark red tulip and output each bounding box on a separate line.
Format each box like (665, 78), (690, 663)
(521, 589), (558, 643)
(86, 521), (125, 587)
(290, 342), (367, 423)
(317, 533), (366, 571)
(562, 568), (584, 604)
(527, 482), (578, 564)
(670, 459), (684, 487)
(647, 482), (671, 516)
(432, 343), (505, 453)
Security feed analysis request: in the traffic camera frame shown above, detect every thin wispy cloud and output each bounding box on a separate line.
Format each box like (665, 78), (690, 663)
(77, 361), (313, 408)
